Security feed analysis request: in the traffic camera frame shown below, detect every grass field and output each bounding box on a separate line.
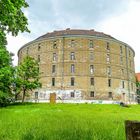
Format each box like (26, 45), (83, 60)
(0, 103), (140, 140)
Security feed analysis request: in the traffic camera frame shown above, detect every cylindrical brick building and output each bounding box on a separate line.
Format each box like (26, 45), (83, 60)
(18, 29), (136, 103)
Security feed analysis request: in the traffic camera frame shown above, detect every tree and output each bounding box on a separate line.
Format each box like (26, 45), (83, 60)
(136, 81), (140, 103)
(16, 56), (41, 103)
(0, 47), (14, 106)
(0, 0), (30, 106)
(12, 66), (22, 100)
(0, 0), (29, 37)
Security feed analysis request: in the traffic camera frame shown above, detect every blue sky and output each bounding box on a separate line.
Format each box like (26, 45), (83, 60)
(7, 0), (140, 72)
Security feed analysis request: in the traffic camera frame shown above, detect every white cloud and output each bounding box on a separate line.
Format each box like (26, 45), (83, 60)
(96, 0), (140, 72)
(6, 0), (140, 73)
(7, 35), (31, 66)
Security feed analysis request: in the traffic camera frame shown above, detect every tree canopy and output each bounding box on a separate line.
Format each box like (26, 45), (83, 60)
(0, 0), (29, 37)
(16, 56), (41, 103)
(0, 0), (30, 106)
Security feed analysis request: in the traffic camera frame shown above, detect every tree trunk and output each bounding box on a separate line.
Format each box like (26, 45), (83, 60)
(22, 89), (26, 103)
(15, 92), (19, 101)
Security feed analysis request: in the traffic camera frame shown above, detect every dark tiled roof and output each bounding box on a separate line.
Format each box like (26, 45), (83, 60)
(36, 29), (116, 40)
(136, 73), (140, 82)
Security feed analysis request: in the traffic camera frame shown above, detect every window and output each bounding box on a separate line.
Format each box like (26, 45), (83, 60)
(122, 81), (125, 88)
(53, 41), (57, 49)
(53, 53), (57, 61)
(38, 43), (41, 51)
(52, 78), (55, 86)
(120, 46), (123, 54)
(120, 56), (123, 64)
(38, 55), (40, 62)
(71, 40), (75, 47)
(90, 52), (94, 60)
(108, 92), (113, 98)
(107, 54), (110, 63)
(71, 77), (75, 86)
(70, 92), (75, 97)
(89, 40), (93, 48)
(35, 92), (38, 99)
(108, 79), (111, 87)
(90, 91), (94, 97)
(107, 66), (111, 76)
(71, 64), (75, 73)
(122, 93), (125, 101)
(90, 78), (94, 85)
(90, 65), (94, 74)
(106, 42), (110, 52)
(70, 52), (75, 60)
(129, 50), (131, 57)
(52, 65), (56, 73)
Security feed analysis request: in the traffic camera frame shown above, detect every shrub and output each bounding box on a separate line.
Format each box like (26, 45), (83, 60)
(0, 91), (13, 107)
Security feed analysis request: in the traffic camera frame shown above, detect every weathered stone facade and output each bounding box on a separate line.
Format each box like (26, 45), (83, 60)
(18, 29), (136, 102)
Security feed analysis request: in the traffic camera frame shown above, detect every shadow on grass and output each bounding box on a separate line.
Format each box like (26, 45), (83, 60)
(10, 102), (34, 105)
(21, 132), (47, 140)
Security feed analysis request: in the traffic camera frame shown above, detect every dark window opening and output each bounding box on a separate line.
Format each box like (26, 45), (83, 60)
(38, 43), (41, 51)
(108, 79), (111, 87)
(53, 41), (57, 49)
(108, 92), (113, 98)
(71, 92), (75, 97)
(52, 65), (56, 73)
(90, 91), (94, 97)
(52, 78), (55, 86)
(107, 42), (110, 52)
(71, 77), (75, 86)
(122, 81), (125, 88)
(90, 78), (94, 85)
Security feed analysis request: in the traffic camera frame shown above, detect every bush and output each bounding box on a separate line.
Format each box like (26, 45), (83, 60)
(0, 91), (14, 107)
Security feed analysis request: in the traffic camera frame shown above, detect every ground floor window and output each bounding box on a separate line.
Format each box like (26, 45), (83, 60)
(122, 93), (125, 101)
(108, 92), (113, 99)
(90, 91), (94, 97)
(35, 92), (38, 99)
(70, 92), (75, 97)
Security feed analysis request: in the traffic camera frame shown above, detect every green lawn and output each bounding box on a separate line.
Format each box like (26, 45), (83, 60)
(0, 103), (140, 140)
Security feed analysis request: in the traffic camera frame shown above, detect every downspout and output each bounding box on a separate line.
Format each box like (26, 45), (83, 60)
(125, 45), (131, 103)
(61, 37), (65, 91)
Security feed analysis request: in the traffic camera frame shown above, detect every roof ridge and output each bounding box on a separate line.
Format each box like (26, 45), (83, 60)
(36, 29), (115, 40)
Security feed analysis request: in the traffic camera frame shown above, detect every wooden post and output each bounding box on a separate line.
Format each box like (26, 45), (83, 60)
(50, 93), (56, 104)
(125, 120), (140, 140)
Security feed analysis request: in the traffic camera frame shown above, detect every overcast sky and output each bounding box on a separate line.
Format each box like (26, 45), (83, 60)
(7, 0), (140, 72)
